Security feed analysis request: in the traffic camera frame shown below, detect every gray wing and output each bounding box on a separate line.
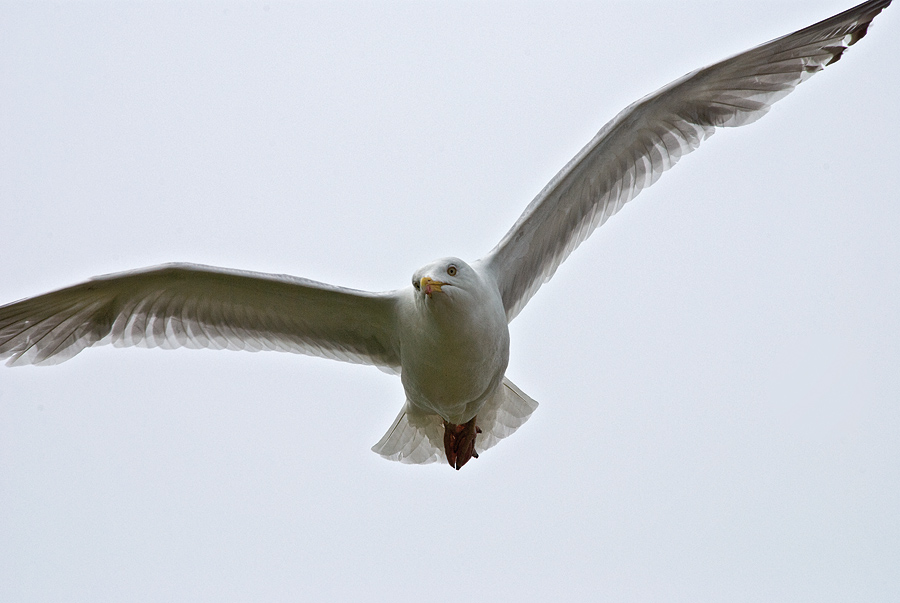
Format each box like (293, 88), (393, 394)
(0, 263), (401, 370)
(480, 0), (891, 322)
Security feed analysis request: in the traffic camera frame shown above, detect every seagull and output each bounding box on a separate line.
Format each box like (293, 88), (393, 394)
(1, 0), (891, 469)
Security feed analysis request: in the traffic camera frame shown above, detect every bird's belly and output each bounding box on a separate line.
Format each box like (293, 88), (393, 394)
(400, 324), (509, 424)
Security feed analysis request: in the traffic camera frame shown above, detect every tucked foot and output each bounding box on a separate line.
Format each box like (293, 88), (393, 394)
(443, 416), (482, 470)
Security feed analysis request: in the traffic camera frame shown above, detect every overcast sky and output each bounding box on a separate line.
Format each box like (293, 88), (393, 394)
(2, 1), (898, 601)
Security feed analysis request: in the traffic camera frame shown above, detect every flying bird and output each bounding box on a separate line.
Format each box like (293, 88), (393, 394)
(1, 0), (891, 469)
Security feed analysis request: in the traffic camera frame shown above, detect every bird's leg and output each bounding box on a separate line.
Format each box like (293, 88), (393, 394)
(443, 417), (482, 470)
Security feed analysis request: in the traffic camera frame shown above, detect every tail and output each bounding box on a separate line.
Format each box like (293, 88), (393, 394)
(371, 377), (539, 465)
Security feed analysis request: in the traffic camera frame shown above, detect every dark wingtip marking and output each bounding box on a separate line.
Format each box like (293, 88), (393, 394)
(848, 21), (873, 46)
(825, 14), (879, 67)
(825, 47), (847, 66)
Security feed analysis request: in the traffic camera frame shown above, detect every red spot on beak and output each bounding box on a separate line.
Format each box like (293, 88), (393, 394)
(420, 277), (445, 297)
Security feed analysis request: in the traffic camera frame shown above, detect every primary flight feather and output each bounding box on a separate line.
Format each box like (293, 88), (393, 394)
(1, 0), (891, 469)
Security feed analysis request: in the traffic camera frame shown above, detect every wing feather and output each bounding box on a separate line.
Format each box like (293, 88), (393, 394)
(0, 263), (401, 370)
(481, 0), (890, 321)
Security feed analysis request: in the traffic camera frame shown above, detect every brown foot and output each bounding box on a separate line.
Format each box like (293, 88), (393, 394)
(443, 416), (482, 470)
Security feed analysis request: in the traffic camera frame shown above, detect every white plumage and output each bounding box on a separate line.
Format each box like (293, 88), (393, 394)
(0, 0), (891, 468)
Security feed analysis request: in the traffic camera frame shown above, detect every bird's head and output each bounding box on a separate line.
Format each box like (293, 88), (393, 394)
(411, 257), (474, 301)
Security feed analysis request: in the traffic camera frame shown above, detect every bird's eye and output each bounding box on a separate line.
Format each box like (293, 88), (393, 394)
(413, 278), (420, 290)
(447, 265), (457, 277)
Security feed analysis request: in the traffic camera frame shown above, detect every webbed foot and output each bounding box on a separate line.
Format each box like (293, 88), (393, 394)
(443, 416), (481, 470)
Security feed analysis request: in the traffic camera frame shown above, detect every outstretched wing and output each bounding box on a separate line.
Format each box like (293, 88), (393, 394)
(0, 263), (401, 369)
(480, 0), (890, 322)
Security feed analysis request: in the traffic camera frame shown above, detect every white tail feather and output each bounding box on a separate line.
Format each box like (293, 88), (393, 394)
(371, 377), (538, 465)
(370, 402), (445, 464)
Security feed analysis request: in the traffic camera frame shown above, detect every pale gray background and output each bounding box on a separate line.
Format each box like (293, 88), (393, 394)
(1, 1), (898, 601)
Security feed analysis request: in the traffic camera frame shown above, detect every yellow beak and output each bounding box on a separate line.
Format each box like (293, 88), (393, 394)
(420, 276), (446, 296)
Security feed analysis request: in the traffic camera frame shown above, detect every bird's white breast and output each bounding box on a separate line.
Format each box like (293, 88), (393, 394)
(396, 273), (509, 425)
